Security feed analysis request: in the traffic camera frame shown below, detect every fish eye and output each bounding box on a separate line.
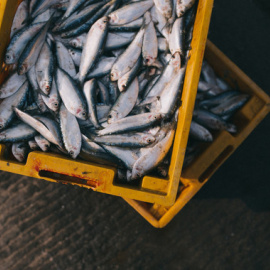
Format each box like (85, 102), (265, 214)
(147, 139), (152, 143)
(81, 112), (86, 117)
(0, 124), (3, 129)
(46, 86), (50, 91)
(54, 102), (58, 107)
(69, 150), (74, 155)
(108, 114), (112, 119)
(6, 55), (11, 60)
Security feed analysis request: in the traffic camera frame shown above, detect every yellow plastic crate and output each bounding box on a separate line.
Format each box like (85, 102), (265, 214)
(0, 0), (214, 206)
(124, 40), (270, 227)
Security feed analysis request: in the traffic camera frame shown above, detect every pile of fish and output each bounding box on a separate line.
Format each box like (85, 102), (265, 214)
(0, 0), (198, 181)
(182, 60), (249, 169)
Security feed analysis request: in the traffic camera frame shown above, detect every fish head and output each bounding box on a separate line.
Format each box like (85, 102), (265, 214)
(18, 64), (28, 75)
(148, 113), (162, 122)
(171, 52), (181, 69)
(69, 39), (80, 48)
(131, 166), (143, 180)
(108, 13), (118, 24)
(143, 56), (155, 66)
(142, 135), (156, 144)
(76, 107), (88, 120)
(5, 50), (15, 65)
(110, 68), (119, 81)
(97, 16), (109, 30)
(69, 147), (80, 159)
(49, 97), (59, 111)
(41, 81), (51, 95)
(118, 77), (127, 92)
(107, 110), (118, 124)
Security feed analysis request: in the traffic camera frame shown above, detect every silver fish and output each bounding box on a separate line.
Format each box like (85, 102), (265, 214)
(0, 72), (27, 99)
(55, 68), (87, 120)
(41, 80), (60, 112)
(35, 135), (50, 151)
(105, 32), (136, 50)
(131, 128), (175, 179)
(98, 112), (162, 136)
(142, 12), (158, 66)
(68, 47), (82, 67)
(108, 77), (139, 123)
(0, 123), (37, 143)
(12, 142), (29, 162)
(0, 81), (29, 130)
(87, 57), (116, 78)
(5, 22), (45, 65)
(68, 33), (86, 49)
(14, 108), (59, 145)
(59, 103), (82, 158)
(79, 16), (109, 84)
(28, 139), (39, 150)
(110, 26), (145, 81)
(189, 121), (213, 142)
(55, 41), (76, 77)
(153, 0), (172, 19)
(117, 59), (141, 92)
(93, 133), (156, 147)
(10, 1), (28, 38)
(35, 41), (54, 95)
(83, 79), (101, 129)
(109, 0), (153, 25)
(102, 145), (139, 169)
(169, 17), (185, 56)
(17, 17), (52, 75)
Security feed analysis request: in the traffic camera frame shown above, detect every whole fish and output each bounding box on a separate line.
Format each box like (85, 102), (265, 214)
(83, 79), (101, 129)
(17, 17), (52, 75)
(5, 22), (45, 65)
(98, 113), (162, 136)
(110, 26), (145, 81)
(142, 12), (158, 66)
(79, 16), (109, 84)
(108, 77), (139, 123)
(55, 68), (87, 120)
(109, 0), (154, 25)
(131, 128), (175, 179)
(93, 133), (156, 147)
(0, 123), (37, 143)
(35, 41), (54, 95)
(14, 108), (59, 145)
(59, 103), (82, 158)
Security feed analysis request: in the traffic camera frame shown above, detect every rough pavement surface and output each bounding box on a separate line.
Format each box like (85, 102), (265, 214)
(1, 1), (270, 269)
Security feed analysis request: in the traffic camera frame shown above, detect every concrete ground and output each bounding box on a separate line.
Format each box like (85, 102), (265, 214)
(0, 0), (270, 269)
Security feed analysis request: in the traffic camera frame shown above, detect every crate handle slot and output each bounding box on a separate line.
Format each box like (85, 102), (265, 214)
(198, 145), (234, 183)
(39, 170), (98, 188)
